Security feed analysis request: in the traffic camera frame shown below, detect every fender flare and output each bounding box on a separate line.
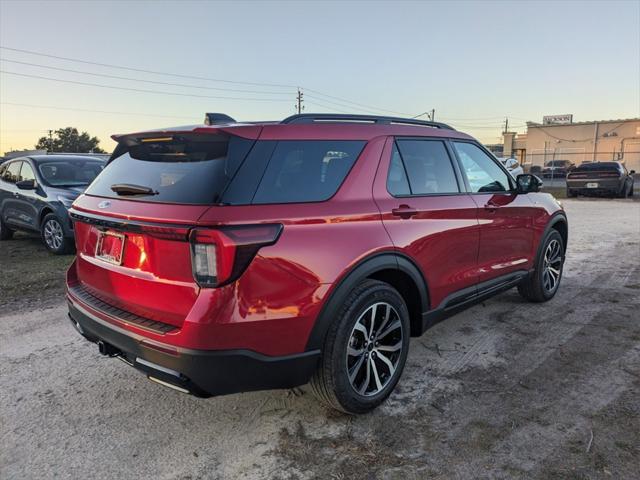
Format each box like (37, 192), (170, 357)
(305, 252), (429, 351)
(535, 211), (568, 264)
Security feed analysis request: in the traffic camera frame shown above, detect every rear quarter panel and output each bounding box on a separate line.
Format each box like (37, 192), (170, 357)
(190, 136), (396, 354)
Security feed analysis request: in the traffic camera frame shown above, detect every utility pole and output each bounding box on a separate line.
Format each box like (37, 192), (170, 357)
(296, 88), (304, 114)
(413, 109), (435, 121)
(503, 117), (509, 134)
(47, 129), (54, 152)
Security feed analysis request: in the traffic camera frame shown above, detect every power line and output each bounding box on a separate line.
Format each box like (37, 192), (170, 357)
(0, 70), (292, 102)
(304, 91), (412, 116)
(0, 46), (417, 118)
(0, 58), (292, 95)
(0, 45), (297, 89)
(0, 101), (198, 120)
(304, 100), (354, 115)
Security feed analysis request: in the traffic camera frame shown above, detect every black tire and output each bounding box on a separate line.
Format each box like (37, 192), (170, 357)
(618, 182), (629, 198)
(41, 213), (74, 254)
(518, 229), (564, 303)
(630, 184), (634, 197)
(566, 188), (577, 198)
(310, 279), (411, 414)
(0, 216), (14, 240)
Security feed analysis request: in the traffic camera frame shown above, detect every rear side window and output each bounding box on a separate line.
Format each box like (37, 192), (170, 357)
(86, 135), (255, 204)
(390, 139), (459, 195)
(251, 140), (365, 204)
(3, 162), (21, 184)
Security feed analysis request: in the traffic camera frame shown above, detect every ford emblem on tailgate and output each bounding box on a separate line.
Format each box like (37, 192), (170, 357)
(98, 200), (111, 209)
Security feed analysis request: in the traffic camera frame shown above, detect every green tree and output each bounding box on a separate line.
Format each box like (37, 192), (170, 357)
(35, 127), (106, 153)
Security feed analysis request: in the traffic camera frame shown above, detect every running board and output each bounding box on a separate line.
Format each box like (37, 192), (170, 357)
(418, 270), (529, 335)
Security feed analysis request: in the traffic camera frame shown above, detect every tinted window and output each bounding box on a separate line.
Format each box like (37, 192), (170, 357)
(86, 135), (255, 204)
(453, 142), (511, 193)
(395, 140), (459, 195)
(39, 160), (104, 187)
(387, 144), (411, 196)
(20, 162), (36, 182)
(3, 162), (22, 184)
(252, 140), (365, 204)
(575, 162), (620, 172)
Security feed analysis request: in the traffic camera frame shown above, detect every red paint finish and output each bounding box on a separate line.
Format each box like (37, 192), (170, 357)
(66, 120), (565, 359)
(471, 192), (537, 282)
(372, 137), (481, 308)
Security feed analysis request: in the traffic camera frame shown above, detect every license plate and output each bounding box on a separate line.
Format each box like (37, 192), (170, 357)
(586, 182), (598, 188)
(95, 230), (125, 265)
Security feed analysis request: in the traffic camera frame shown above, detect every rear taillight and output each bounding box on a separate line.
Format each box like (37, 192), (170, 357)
(189, 224), (283, 288)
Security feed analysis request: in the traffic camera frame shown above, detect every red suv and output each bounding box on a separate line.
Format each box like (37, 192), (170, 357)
(66, 113), (567, 413)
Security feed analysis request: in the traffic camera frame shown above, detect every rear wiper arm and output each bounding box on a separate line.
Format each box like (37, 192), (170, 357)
(110, 183), (159, 196)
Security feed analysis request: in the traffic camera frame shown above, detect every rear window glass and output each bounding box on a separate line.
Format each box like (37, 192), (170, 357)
(85, 135), (255, 204)
(39, 160), (104, 187)
(251, 140), (365, 204)
(574, 162), (619, 171)
(394, 139), (459, 195)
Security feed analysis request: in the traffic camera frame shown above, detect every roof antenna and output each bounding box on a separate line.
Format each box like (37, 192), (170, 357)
(204, 113), (236, 125)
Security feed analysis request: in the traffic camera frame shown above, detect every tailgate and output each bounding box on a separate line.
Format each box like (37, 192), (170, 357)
(69, 196), (208, 328)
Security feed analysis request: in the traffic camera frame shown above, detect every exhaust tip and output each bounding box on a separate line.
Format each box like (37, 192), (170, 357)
(147, 376), (191, 394)
(97, 341), (121, 357)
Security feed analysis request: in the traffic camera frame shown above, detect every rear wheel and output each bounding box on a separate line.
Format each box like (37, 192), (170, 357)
(518, 229), (564, 303)
(618, 182), (629, 198)
(0, 216), (14, 240)
(41, 213), (74, 254)
(310, 279), (410, 414)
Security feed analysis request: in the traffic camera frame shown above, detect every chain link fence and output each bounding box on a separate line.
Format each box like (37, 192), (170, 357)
(518, 149), (640, 187)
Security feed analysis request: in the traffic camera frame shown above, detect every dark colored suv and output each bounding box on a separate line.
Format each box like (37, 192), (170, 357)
(66, 113), (567, 413)
(0, 155), (105, 253)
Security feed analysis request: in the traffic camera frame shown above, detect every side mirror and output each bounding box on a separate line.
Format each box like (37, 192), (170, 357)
(516, 174), (543, 193)
(16, 179), (36, 190)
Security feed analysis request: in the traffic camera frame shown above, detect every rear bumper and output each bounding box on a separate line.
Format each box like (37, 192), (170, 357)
(566, 179), (621, 193)
(67, 299), (320, 397)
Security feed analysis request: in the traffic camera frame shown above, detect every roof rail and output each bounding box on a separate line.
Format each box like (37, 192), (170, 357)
(281, 113), (454, 130)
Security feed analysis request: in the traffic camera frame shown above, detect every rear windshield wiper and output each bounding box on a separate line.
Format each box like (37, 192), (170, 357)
(110, 183), (159, 196)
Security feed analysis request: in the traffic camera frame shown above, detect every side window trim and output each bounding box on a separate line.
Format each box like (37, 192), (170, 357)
(387, 137), (465, 198)
(388, 140), (413, 197)
(449, 139), (516, 193)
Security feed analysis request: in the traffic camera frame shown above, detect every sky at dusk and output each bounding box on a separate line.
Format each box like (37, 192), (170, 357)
(1, 0), (639, 153)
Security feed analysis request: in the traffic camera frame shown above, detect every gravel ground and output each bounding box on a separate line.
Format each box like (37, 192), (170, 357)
(1, 198), (639, 480)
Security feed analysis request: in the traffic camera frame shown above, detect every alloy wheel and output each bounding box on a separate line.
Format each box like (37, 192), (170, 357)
(43, 219), (63, 251)
(346, 302), (404, 396)
(542, 239), (562, 293)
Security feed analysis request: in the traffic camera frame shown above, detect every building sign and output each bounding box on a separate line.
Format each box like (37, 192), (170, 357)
(543, 114), (573, 125)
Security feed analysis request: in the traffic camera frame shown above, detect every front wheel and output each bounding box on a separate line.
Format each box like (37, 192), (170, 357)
(41, 213), (74, 254)
(518, 229), (564, 302)
(310, 280), (410, 414)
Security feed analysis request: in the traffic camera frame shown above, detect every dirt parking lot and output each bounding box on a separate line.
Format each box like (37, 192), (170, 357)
(1, 198), (639, 480)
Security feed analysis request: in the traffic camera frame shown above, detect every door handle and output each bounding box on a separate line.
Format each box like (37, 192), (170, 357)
(391, 205), (418, 219)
